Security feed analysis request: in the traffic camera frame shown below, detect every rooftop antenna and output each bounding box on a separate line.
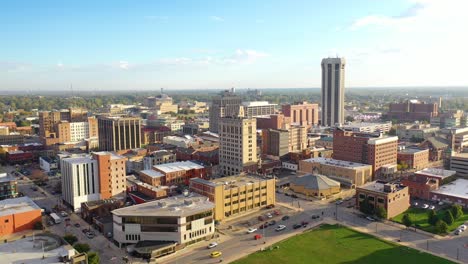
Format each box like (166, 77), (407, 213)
(161, 87), (164, 95)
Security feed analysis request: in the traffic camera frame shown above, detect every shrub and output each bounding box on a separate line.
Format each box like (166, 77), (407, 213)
(402, 213), (413, 228)
(74, 243), (91, 253)
(443, 210), (454, 225)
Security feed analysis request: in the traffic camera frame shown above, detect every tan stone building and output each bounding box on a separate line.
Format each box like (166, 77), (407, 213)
(290, 174), (340, 197)
(189, 174), (276, 221)
(299, 157), (373, 187)
(219, 117), (258, 176)
(356, 181), (410, 219)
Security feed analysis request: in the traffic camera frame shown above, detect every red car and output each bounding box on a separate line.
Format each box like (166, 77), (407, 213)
(258, 216), (265, 221)
(266, 204), (275, 209)
(259, 223), (269, 229)
(273, 210), (281, 216)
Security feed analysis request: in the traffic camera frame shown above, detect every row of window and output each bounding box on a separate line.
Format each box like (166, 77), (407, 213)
(126, 234), (140, 241)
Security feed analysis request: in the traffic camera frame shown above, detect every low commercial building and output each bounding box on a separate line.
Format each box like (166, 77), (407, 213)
(0, 173), (17, 200)
(450, 153), (468, 177)
(401, 168), (456, 200)
(112, 194), (215, 257)
(153, 161), (207, 186)
(430, 179), (468, 207)
(356, 181), (410, 219)
(143, 150), (177, 170)
(126, 175), (169, 203)
(81, 198), (124, 223)
(290, 174), (341, 198)
(0, 197), (42, 236)
(341, 121), (392, 133)
(190, 174), (276, 221)
(139, 169), (165, 186)
(299, 158), (373, 187)
(39, 156), (59, 172)
(397, 147), (429, 170)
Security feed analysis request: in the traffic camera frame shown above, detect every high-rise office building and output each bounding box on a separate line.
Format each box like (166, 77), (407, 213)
(209, 88), (242, 133)
(98, 116), (141, 152)
(282, 102), (319, 128)
(321, 57), (346, 126)
(219, 117), (257, 175)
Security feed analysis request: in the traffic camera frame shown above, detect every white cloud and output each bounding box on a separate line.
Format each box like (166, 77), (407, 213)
(210, 16), (224, 22)
(224, 49), (270, 64)
(118, 61), (129, 70)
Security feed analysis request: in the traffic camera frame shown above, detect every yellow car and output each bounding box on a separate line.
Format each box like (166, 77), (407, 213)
(210, 251), (222, 258)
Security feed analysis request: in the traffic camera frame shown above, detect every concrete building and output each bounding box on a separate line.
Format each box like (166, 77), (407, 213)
(98, 116), (141, 152)
(61, 156), (101, 211)
(298, 158), (373, 187)
(93, 152), (127, 198)
(190, 174), (276, 221)
(38, 108), (89, 146)
(0, 197), (42, 236)
(431, 110), (466, 128)
(39, 156), (59, 172)
(396, 124), (439, 142)
(209, 88), (242, 133)
(163, 136), (195, 148)
(333, 129), (398, 177)
(0, 134), (25, 145)
(430, 179), (468, 207)
(112, 193), (215, 255)
(341, 121), (392, 133)
(450, 152), (468, 177)
(151, 161), (207, 186)
(262, 126), (307, 158)
(0, 173), (17, 200)
(145, 94), (179, 114)
(356, 181), (410, 219)
(242, 101), (276, 118)
(397, 147), (429, 170)
(282, 101), (319, 128)
(143, 150), (177, 170)
(219, 117), (258, 176)
(290, 174), (341, 198)
(387, 100), (438, 122)
(321, 57), (346, 126)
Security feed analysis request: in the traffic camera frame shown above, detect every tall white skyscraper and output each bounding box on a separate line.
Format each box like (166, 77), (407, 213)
(321, 57), (346, 126)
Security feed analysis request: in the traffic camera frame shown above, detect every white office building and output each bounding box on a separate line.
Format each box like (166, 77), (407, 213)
(61, 157), (100, 211)
(112, 193), (215, 251)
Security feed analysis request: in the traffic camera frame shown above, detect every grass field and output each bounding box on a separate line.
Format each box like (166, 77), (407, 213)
(392, 207), (468, 234)
(232, 224), (453, 264)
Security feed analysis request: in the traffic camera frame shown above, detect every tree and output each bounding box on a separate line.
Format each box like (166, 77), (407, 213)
(63, 234), (78, 245)
(33, 221), (43, 230)
(388, 127), (397, 135)
(428, 210), (438, 226)
(74, 243), (91, 253)
(345, 116), (355, 122)
(435, 220), (448, 234)
(402, 213), (413, 228)
(88, 252), (100, 264)
(359, 198), (374, 215)
(443, 210), (454, 225)
(450, 204), (464, 220)
(376, 206), (387, 219)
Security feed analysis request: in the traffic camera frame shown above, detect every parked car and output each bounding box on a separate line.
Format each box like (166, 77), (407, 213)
(269, 220), (276, 226)
(86, 232), (95, 239)
(247, 227), (257, 233)
(74, 223), (81, 228)
(301, 221), (309, 227)
(413, 202), (418, 206)
(454, 229), (462, 236)
(422, 204), (429, 209)
(366, 216), (376, 221)
(275, 225), (286, 231)
(282, 215), (290, 221)
(60, 211), (68, 217)
(311, 215), (320, 219)
(207, 242), (218, 249)
(273, 210), (281, 216)
(266, 204), (275, 209)
(284, 193), (290, 196)
(293, 224), (302, 229)
(336, 200), (343, 205)
(258, 216), (265, 221)
(291, 194), (298, 198)
(266, 213), (273, 218)
(259, 223), (269, 229)
(458, 225), (467, 231)
(429, 205), (435, 210)
(254, 234), (263, 240)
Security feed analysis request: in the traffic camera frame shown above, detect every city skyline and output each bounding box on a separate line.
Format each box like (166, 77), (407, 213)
(1, 0), (468, 91)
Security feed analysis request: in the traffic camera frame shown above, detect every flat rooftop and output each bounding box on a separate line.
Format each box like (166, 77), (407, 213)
(112, 193), (214, 217)
(242, 101), (277, 107)
(415, 168), (457, 179)
(153, 161), (204, 173)
(0, 173), (15, 183)
(0, 235), (75, 264)
(0, 197), (41, 217)
(191, 174), (272, 190)
(301, 157), (372, 169)
(62, 156), (93, 164)
(452, 153), (468, 159)
(344, 122), (391, 128)
(398, 148), (428, 154)
(432, 179), (468, 199)
(93, 151), (125, 160)
(140, 169), (164, 178)
(357, 181), (406, 193)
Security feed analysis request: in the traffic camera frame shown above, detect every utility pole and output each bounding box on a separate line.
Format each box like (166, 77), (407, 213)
(335, 204), (338, 220)
(426, 240), (429, 250)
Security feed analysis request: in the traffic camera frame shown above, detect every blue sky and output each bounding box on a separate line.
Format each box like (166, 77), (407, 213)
(1, 0), (467, 90)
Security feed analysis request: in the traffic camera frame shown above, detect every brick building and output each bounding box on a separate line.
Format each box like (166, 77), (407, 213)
(81, 198), (124, 223)
(152, 161), (207, 185)
(256, 114), (290, 130)
(0, 197), (42, 236)
(93, 152), (127, 199)
(356, 181), (410, 219)
(386, 100), (438, 122)
(397, 147), (429, 170)
(401, 168), (456, 200)
(333, 129), (398, 177)
(282, 102), (319, 128)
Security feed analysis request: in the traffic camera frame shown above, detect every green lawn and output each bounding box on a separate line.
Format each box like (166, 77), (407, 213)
(232, 224), (453, 264)
(393, 207), (468, 234)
